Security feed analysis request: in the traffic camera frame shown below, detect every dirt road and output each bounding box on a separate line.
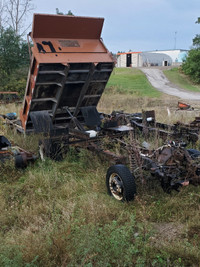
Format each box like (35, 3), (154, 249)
(140, 68), (200, 100)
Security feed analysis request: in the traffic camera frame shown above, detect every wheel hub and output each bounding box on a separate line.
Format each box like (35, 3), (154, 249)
(109, 173), (124, 200)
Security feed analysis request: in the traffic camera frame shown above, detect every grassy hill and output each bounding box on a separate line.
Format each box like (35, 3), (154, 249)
(1, 70), (200, 266)
(106, 68), (161, 97)
(164, 67), (200, 92)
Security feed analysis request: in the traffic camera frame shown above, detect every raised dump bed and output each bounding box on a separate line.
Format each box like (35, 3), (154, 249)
(20, 14), (114, 133)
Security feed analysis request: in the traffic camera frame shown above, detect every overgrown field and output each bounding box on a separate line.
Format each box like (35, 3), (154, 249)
(1, 69), (200, 266)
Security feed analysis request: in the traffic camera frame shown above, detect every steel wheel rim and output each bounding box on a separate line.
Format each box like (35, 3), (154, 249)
(109, 173), (124, 200)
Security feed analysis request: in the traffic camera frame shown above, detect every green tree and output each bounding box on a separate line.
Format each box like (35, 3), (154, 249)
(182, 17), (200, 83)
(192, 18), (200, 48)
(0, 27), (29, 75)
(0, 27), (29, 94)
(182, 49), (200, 83)
(192, 35), (200, 48)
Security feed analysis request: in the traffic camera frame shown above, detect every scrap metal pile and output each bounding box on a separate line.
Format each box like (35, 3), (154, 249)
(1, 14), (200, 201)
(0, 135), (36, 168)
(130, 110), (200, 143)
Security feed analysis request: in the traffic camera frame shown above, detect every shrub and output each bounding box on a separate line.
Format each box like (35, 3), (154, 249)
(182, 48), (200, 83)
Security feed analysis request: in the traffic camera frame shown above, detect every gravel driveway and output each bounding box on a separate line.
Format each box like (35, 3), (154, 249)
(140, 68), (200, 100)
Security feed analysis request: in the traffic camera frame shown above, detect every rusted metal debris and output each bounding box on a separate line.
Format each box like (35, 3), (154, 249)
(0, 136), (37, 168)
(141, 141), (200, 192)
(130, 110), (199, 143)
(178, 101), (192, 110)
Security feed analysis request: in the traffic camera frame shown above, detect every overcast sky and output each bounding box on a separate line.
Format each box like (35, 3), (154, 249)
(31, 0), (200, 53)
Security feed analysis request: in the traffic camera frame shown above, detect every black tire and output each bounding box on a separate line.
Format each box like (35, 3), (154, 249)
(106, 164), (136, 201)
(15, 154), (27, 168)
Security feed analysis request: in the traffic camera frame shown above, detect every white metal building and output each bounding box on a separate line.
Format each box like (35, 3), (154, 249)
(140, 52), (173, 67)
(117, 49), (188, 68)
(148, 49), (188, 63)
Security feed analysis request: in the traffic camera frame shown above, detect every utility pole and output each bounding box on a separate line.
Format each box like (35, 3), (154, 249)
(174, 31), (177, 49)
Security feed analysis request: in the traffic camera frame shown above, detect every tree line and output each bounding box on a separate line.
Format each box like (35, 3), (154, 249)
(182, 17), (200, 83)
(0, 0), (33, 95)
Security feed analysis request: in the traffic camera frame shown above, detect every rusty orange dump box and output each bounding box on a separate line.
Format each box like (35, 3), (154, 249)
(20, 14), (114, 132)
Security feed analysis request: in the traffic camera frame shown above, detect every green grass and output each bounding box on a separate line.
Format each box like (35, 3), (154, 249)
(106, 68), (161, 98)
(164, 67), (200, 92)
(1, 124), (200, 266)
(1, 148), (200, 266)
